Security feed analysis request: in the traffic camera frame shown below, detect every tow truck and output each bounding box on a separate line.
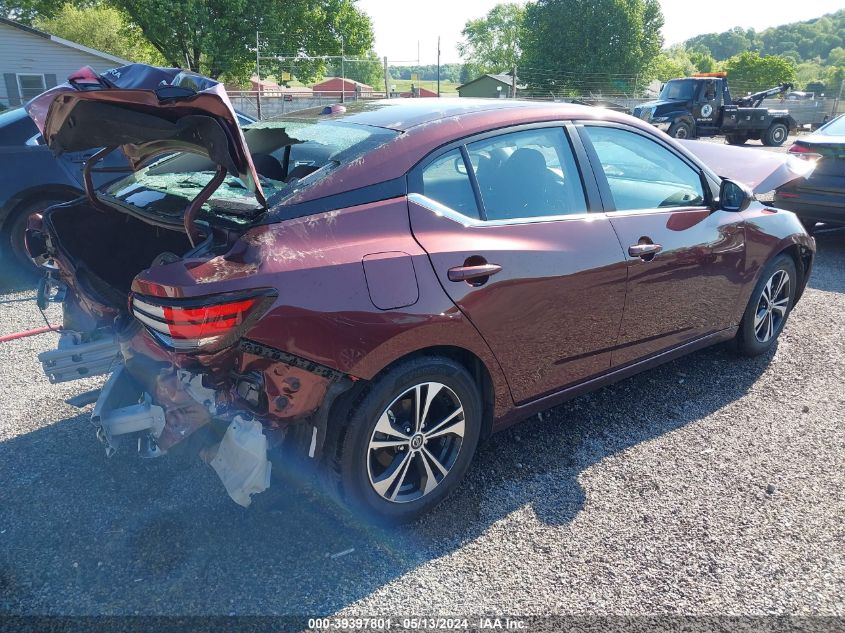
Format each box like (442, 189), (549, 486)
(632, 73), (797, 146)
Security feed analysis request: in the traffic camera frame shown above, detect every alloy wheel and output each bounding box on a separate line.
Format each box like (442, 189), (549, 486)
(754, 269), (790, 343)
(367, 382), (465, 503)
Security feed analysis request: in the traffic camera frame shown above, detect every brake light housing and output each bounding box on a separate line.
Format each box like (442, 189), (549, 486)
(130, 290), (276, 353)
(788, 143), (822, 162)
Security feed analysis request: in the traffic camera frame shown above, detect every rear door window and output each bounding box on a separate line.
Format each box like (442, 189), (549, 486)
(421, 149), (480, 219)
(465, 128), (587, 220)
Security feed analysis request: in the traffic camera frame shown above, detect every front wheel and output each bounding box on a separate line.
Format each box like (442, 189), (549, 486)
(668, 121), (693, 139)
(324, 356), (482, 524)
(735, 254), (797, 356)
(762, 122), (789, 147)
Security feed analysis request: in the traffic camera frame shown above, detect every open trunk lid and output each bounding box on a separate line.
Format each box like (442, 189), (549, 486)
(26, 64), (265, 206)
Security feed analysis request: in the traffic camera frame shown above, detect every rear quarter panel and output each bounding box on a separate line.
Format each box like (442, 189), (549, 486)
(131, 199), (514, 418)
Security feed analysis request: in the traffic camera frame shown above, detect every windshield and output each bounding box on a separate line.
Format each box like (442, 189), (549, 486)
(101, 119), (398, 217)
(819, 114), (845, 136)
(659, 79), (695, 101)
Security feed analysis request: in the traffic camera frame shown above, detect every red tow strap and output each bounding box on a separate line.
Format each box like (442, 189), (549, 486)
(0, 326), (56, 343)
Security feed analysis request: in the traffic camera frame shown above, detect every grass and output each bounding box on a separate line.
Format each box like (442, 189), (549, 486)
(387, 79), (459, 95)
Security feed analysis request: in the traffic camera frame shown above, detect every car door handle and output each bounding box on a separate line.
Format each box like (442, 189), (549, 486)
(447, 263), (502, 282)
(628, 243), (663, 258)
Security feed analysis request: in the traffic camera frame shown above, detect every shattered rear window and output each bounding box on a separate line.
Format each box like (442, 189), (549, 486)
(101, 119), (398, 216)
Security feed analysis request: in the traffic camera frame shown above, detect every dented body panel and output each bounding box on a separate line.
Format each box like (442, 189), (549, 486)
(678, 139), (815, 193)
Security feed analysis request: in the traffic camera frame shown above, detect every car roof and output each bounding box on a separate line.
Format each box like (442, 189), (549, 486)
(275, 98), (600, 132)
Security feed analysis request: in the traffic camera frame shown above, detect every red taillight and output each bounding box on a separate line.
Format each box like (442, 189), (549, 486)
(130, 293), (271, 351)
(788, 143), (822, 161)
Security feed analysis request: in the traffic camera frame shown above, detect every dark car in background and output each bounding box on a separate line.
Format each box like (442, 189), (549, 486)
(25, 65), (814, 523)
(0, 107), (129, 269)
(0, 105), (256, 269)
(775, 113), (845, 231)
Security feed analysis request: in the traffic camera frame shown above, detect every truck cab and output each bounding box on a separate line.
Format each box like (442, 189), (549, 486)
(633, 74), (796, 146)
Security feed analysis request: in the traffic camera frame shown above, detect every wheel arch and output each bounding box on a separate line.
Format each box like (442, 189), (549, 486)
(336, 344), (498, 444)
(777, 242), (814, 303)
(0, 184), (82, 231)
(666, 113), (696, 136)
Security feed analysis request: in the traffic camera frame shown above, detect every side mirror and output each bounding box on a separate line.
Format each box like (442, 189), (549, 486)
(718, 178), (754, 212)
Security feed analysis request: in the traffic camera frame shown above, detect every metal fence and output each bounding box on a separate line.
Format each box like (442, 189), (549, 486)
(230, 89), (845, 131)
(228, 91), (380, 120)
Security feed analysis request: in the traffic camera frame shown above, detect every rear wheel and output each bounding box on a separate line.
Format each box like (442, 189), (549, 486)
(726, 133), (748, 145)
(735, 254), (797, 356)
(762, 122), (789, 147)
(667, 121), (693, 139)
(2, 198), (67, 271)
(323, 356), (482, 524)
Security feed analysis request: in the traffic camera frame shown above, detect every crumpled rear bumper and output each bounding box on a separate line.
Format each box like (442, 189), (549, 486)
(41, 312), (348, 507)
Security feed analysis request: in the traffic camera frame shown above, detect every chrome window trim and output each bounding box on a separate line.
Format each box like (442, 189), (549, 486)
(408, 193), (598, 227)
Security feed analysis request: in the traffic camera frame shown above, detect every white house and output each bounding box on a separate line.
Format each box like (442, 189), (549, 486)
(0, 16), (130, 108)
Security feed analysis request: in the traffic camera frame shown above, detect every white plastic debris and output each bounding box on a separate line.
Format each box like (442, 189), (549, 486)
(210, 416), (272, 507)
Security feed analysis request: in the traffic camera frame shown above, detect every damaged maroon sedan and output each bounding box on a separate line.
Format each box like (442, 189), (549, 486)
(25, 65), (815, 522)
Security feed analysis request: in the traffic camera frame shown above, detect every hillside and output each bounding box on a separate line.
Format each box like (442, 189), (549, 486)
(685, 10), (845, 63)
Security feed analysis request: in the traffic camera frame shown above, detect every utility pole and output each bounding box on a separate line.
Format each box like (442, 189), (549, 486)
(255, 30), (261, 119)
(341, 35), (345, 103)
(835, 78), (845, 117)
(437, 36), (441, 97)
(512, 64), (517, 98)
(383, 56), (390, 99)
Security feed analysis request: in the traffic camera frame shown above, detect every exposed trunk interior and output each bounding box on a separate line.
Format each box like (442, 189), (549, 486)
(47, 201), (192, 306)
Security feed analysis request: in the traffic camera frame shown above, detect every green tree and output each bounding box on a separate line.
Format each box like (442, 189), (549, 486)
(34, 3), (164, 65)
(689, 50), (717, 73)
(824, 65), (845, 95)
(459, 63), (483, 85)
(326, 49), (384, 90)
(687, 27), (758, 60)
(724, 51), (796, 94)
(828, 47), (845, 66)
(0, 0), (64, 24)
(521, 0), (663, 95)
(649, 45), (695, 82)
(457, 3), (524, 75)
(105, 0), (374, 81)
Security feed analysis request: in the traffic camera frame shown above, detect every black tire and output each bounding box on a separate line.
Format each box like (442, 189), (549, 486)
(726, 133), (748, 145)
(323, 356), (482, 524)
(667, 121), (693, 139)
(2, 198), (67, 271)
(735, 254), (797, 357)
(762, 122), (789, 147)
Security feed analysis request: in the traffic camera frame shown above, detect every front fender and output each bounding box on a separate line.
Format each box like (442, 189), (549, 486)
(734, 205), (815, 323)
(655, 111), (696, 133)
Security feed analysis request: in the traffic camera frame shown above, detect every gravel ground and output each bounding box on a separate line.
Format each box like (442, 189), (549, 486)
(0, 164), (843, 627)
